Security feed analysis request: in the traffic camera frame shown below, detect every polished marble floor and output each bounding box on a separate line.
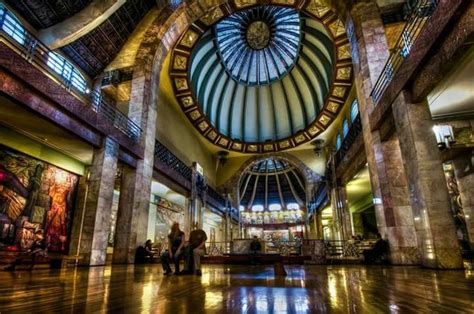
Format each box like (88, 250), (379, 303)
(0, 264), (473, 313)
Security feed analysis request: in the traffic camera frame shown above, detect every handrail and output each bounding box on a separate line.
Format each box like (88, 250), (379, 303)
(154, 140), (193, 181)
(370, 0), (439, 105)
(0, 5), (142, 142)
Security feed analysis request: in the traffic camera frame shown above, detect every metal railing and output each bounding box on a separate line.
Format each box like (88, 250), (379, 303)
(335, 114), (362, 167)
(370, 0), (439, 105)
(205, 240), (303, 256)
(154, 140), (193, 181)
(0, 5), (142, 142)
(305, 239), (376, 260)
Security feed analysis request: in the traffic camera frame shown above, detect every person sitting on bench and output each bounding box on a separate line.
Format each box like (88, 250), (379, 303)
(363, 233), (389, 264)
(183, 223), (207, 276)
(161, 222), (185, 275)
(135, 239), (155, 264)
(250, 236), (262, 265)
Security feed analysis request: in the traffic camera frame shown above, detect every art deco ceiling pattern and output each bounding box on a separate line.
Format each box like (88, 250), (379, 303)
(239, 157), (306, 209)
(170, 0), (352, 154)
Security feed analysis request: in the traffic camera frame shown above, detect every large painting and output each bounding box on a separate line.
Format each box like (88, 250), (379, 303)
(0, 145), (78, 253)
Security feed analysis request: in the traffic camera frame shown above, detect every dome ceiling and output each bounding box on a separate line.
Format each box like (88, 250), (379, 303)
(170, 1), (353, 154)
(239, 157), (306, 210)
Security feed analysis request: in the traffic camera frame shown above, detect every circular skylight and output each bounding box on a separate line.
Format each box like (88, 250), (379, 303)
(214, 6), (301, 86)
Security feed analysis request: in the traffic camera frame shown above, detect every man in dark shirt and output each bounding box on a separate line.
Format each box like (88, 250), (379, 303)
(187, 222), (207, 276)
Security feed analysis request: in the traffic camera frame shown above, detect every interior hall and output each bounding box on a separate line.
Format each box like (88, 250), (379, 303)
(0, 0), (473, 312)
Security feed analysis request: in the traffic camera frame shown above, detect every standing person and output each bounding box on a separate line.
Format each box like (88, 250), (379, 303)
(185, 222), (207, 276)
(161, 222), (185, 275)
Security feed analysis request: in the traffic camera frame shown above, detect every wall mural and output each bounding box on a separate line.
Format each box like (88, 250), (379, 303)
(154, 195), (184, 227)
(0, 145), (78, 253)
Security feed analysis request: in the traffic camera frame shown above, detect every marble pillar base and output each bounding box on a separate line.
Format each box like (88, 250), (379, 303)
(389, 247), (421, 265)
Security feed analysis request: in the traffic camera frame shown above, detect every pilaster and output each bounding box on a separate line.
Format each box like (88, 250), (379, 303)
(392, 90), (463, 269)
(69, 137), (118, 266)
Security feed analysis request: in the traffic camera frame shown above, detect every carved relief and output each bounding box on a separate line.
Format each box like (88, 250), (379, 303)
(305, 0), (331, 18)
(173, 55), (188, 70)
(200, 7), (224, 26)
(174, 78), (188, 91)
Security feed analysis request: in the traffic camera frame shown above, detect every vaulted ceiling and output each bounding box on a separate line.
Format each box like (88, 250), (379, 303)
(169, 2), (353, 154)
(190, 6), (334, 143)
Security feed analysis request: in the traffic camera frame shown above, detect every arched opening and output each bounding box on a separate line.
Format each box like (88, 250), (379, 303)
(237, 157), (306, 252)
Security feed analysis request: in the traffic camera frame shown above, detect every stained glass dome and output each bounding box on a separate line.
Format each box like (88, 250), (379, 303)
(214, 6), (301, 85)
(171, 3), (353, 152)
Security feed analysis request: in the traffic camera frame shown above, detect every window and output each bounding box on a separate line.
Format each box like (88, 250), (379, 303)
(342, 119), (349, 138)
(251, 205), (264, 212)
(47, 52), (88, 93)
(336, 134), (342, 151)
(400, 29), (412, 58)
(350, 99), (359, 122)
(287, 203), (299, 210)
(269, 204), (282, 211)
(0, 5), (26, 45)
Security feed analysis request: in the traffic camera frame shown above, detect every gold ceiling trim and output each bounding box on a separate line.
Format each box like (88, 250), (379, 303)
(169, 0), (353, 154)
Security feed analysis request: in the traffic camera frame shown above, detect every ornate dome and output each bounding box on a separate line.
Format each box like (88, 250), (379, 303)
(170, 3), (352, 153)
(239, 157), (306, 210)
(214, 6), (300, 85)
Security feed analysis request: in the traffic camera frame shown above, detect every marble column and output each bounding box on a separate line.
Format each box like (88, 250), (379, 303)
(112, 64), (156, 264)
(348, 1), (419, 264)
(316, 212), (323, 240)
(392, 90), (463, 269)
(336, 186), (353, 240)
(452, 152), (474, 250)
(183, 197), (192, 238)
(69, 137), (118, 266)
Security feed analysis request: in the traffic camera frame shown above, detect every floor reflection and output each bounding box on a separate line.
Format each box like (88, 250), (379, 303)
(0, 264), (473, 313)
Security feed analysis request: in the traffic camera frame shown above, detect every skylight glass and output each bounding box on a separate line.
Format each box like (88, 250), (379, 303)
(215, 6), (301, 86)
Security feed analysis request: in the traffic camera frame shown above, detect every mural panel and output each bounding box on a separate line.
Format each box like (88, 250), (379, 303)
(0, 145), (78, 253)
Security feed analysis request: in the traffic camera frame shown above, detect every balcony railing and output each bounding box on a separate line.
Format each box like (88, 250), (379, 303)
(154, 140), (193, 181)
(335, 114), (362, 167)
(370, 0), (439, 105)
(0, 5), (142, 142)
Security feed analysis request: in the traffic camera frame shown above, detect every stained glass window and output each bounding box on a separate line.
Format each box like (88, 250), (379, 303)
(0, 4), (26, 45)
(342, 119), (349, 138)
(47, 52), (88, 93)
(350, 99), (359, 122)
(336, 134), (342, 151)
(215, 6), (300, 85)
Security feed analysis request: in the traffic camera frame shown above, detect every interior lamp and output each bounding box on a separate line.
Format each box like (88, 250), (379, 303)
(432, 124), (455, 150)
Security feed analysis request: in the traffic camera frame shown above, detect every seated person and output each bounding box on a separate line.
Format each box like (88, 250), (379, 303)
(250, 236), (262, 254)
(183, 222), (207, 276)
(161, 222), (185, 275)
(135, 239), (155, 264)
(363, 233), (389, 264)
(249, 236), (262, 265)
(4, 229), (48, 271)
